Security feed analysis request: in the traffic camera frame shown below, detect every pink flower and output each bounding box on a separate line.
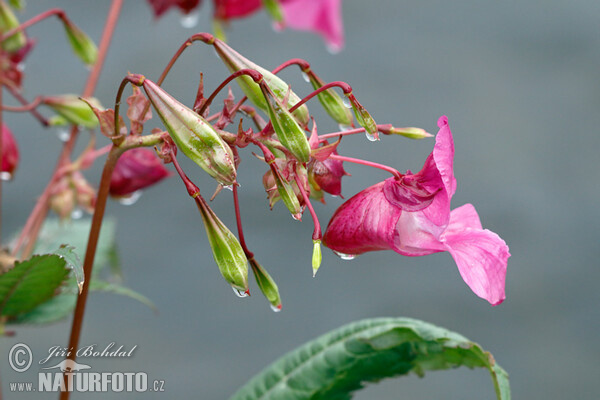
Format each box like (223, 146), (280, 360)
(1, 124), (19, 177)
(110, 148), (171, 197)
(309, 153), (348, 197)
(213, 0), (344, 51)
(323, 116), (510, 305)
(147, 0), (201, 17)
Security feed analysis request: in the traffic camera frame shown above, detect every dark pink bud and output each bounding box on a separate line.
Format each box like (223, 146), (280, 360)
(309, 151), (348, 197)
(147, 0), (202, 17)
(1, 124), (19, 179)
(109, 148), (171, 197)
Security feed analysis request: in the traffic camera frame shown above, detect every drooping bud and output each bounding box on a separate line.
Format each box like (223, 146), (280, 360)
(49, 172), (96, 220)
(378, 124), (433, 140)
(109, 148), (171, 198)
(249, 257), (282, 311)
(260, 84), (311, 163)
(1, 123), (19, 180)
(312, 239), (322, 277)
(308, 153), (348, 197)
(306, 70), (353, 127)
(61, 17), (98, 65)
(346, 93), (378, 141)
(42, 95), (101, 128)
(260, 148), (303, 219)
(195, 195), (249, 294)
(141, 77), (237, 186)
(212, 37), (310, 126)
(0, 1), (26, 53)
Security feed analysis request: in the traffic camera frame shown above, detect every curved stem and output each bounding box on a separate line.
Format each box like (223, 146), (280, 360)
(0, 8), (65, 41)
(197, 69), (262, 115)
(1, 96), (42, 112)
(329, 154), (403, 180)
(288, 81), (352, 113)
(271, 58), (311, 74)
(293, 167), (321, 241)
(5, 87), (49, 126)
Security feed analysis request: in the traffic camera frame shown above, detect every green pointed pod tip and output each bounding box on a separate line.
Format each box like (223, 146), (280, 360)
(379, 125), (433, 140)
(62, 18), (98, 65)
(307, 71), (354, 127)
(312, 240), (322, 277)
(212, 38), (310, 126)
(42, 95), (101, 128)
(196, 196), (249, 294)
(249, 257), (282, 311)
(347, 93), (379, 141)
(260, 83), (311, 163)
(142, 79), (237, 186)
(0, 1), (26, 53)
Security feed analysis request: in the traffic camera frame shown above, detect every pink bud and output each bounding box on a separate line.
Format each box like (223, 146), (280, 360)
(1, 124), (19, 179)
(309, 152), (348, 197)
(109, 148), (171, 198)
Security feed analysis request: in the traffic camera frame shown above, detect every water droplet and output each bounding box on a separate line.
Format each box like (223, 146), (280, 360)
(222, 185), (233, 192)
(118, 190), (142, 206)
(326, 43), (342, 55)
(342, 97), (352, 109)
(291, 213), (302, 221)
(70, 208), (83, 220)
(333, 251), (356, 261)
(179, 10), (200, 28)
(270, 304), (282, 312)
(233, 287), (249, 298)
(271, 21), (285, 32)
(0, 171), (12, 181)
(365, 131), (378, 142)
(16, 62), (25, 72)
(301, 71), (310, 83)
(338, 123), (353, 131)
(54, 127), (70, 142)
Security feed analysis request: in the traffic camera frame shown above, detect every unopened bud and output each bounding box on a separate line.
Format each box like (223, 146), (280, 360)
(0, 1), (26, 52)
(142, 78), (237, 186)
(1, 123), (19, 179)
(306, 70), (353, 127)
(196, 195), (248, 293)
(312, 239), (322, 277)
(42, 95), (101, 128)
(109, 148), (171, 198)
(249, 257), (282, 311)
(260, 84), (311, 163)
(212, 38), (310, 126)
(61, 17), (98, 65)
(378, 124), (433, 139)
(347, 93), (378, 141)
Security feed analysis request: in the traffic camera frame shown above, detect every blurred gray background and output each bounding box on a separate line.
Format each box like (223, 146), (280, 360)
(2, 0), (599, 398)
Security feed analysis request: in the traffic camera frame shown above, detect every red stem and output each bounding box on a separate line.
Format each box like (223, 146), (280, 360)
(271, 58), (311, 74)
(329, 154), (403, 179)
(288, 81), (352, 113)
(5, 87), (49, 126)
(293, 166), (322, 241)
(0, 8), (66, 41)
(197, 69), (263, 115)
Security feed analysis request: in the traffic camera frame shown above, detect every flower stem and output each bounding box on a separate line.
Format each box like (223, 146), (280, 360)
(5, 87), (49, 126)
(288, 81), (352, 113)
(294, 166), (321, 241)
(197, 69), (263, 115)
(0, 8), (66, 41)
(329, 154), (403, 179)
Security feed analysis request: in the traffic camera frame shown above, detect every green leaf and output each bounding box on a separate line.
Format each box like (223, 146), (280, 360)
(53, 244), (83, 294)
(230, 317), (510, 400)
(0, 255), (69, 317)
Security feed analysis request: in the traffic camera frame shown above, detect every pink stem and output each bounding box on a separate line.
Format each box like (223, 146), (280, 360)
(329, 154), (403, 179)
(288, 81), (352, 113)
(293, 167), (322, 241)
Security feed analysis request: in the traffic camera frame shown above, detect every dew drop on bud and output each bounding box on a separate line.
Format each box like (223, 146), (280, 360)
(118, 190), (142, 206)
(291, 213), (302, 221)
(16, 62), (25, 72)
(333, 251), (357, 261)
(326, 43), (342, 55)
(71, 207), (84, 220)
(271, 21), (285, 32)
(179, 10), (200, 28)
(301, 71), (310, 83)
(270, 304), (282, 313)
(365, 131), (378, 142)
(338, 123), (353, 132)
(222, 185), (233, 192)
(54, 127), (70, 142)
(0, 172), (13, 181)
(233, 287), (250, 298)
(342, 97), (352, 109)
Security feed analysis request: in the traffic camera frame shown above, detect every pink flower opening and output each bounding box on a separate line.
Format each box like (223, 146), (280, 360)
(323, 116), (510, 305)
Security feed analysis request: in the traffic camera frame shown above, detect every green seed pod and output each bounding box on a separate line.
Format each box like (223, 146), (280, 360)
(312, 239), (322, 277)
(379, 125), (433, 140)
(212, 38), (310, 126)
(261, 84), (311, 163)
(142, 78), (237, 186)
(249, 257), (282, 311)
(347, 93), (378, 141)
(196, 195), (249, 294)
(307, 70), (354, 127)
(0, 1), (26, 53)
(42, 95), (101, 128)
(61, 17), (98, 65)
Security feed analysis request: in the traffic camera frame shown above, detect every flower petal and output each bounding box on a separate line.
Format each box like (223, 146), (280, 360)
(433, 115), (456, 199)
(281, 0), (344, 51)
(323, 182), (401, 255)
(441, 205), (510, 305)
